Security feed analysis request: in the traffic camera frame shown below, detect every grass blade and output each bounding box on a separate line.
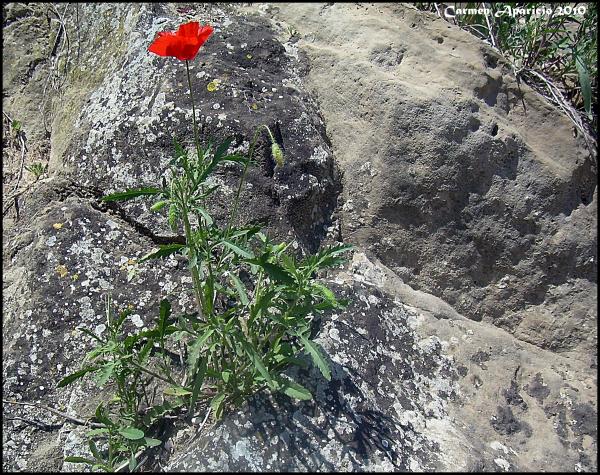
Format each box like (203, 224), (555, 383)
(57, 366), (98, 388)
(229, 272), (249, 305)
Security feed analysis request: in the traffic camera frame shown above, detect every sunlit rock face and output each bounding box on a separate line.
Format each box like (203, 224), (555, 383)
(2, 2), (596, 473)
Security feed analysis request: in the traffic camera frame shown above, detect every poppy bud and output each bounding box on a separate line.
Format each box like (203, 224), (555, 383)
(150, 200), (168, 212)
(271, 143), (284, 167)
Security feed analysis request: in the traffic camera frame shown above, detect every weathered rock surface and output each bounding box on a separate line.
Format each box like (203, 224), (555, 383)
(2, 2), (597, 473)
(258, 2), (597, 360)
(164, 252), (597, 472)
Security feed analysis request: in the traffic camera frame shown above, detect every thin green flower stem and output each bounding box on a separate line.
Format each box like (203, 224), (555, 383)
(183, 62), (217, 321)
(185, 60), (202, 162)
(181, 206), (207, 320)
(214, 126), (266, 273)
(172, 178), (205, 320)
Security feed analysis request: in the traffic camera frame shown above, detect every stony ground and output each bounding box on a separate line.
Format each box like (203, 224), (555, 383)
(2, 2), (597, 472)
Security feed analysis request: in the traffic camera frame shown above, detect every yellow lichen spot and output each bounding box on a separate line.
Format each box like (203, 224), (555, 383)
(53, 223), (64, 230)
(71, 273), (79, 281)
(56, 265), (68, 278)
(251, 103), (258, 110)
(246, 54), (253, 59)
(207, 80), (219, 92)
(127, 258), (136, 265)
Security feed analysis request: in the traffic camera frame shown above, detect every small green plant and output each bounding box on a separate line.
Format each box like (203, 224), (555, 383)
(25, 162), (46, 180)
(11, 119), (22, 134)
(286, 25), (299, 39)
(416, 3), (597, 136)
(58, 20), (351, 472)
(60, 296), (175, 471)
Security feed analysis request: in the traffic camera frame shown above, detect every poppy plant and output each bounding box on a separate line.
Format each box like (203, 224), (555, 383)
(148, 21), (214, 61)
(149, 21), (214, 165)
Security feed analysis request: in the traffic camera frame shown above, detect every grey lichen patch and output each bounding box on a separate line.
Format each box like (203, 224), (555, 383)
(50, 4), (146, 173)
(2, 197), (193, 472)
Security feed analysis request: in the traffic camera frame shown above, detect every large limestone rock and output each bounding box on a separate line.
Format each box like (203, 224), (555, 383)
(259, 2), (597, 361)
(2, 2), (596, 472)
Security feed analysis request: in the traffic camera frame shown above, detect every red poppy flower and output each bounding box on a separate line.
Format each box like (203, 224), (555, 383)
(148, 21), (214, 61)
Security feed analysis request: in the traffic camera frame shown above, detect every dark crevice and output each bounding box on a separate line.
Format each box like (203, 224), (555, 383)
(57, 181), (185, 245)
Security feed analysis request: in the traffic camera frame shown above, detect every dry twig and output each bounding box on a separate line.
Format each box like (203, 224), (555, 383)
(2, 399), (104, 429)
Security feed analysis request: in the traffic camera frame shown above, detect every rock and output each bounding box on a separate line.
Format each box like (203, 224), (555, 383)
(3, 3), (340, 471)
(262, 2), (597, 359)
(166, 253), (597, 472)
(2, 2), (596, 473)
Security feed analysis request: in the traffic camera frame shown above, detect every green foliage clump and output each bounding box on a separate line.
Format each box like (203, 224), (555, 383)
(59, 130), (350, 471)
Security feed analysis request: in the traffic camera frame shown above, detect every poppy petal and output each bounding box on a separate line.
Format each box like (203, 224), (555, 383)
(177, 21), (200, 38)
(148, 32), (176, 56)
(148, 22), (213, 61)
(197, 25), (214, 46)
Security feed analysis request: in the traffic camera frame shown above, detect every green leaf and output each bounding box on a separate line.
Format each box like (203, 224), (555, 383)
(129, 453), (137, 472)
(312, 282), (337, 304)
(102, 188), (162, 202)
(278, 378), (312, 401)
(86, 428), (110, 437)
(195, 206), (214, 226)
(118, 427), (145, 440)
(243, 342), (273, 388)
(143, 437), (162, 448)
(173, 137), (187, 160)
(164, 386), (192, 397)
(138, 339), (154, 366)
(57, 366), (98, 388)
(94, 403), (112, 427)
(92, 463), (112, 472)
(210, 394), (226, 419)
(575, 54), (592, 116)
(249, 288), (276, 324)
(300, 336), (331, 381)
(214, 137), (233, 161)
(142, 399), (184, 426)
(188, 327), (215, 373)
(261, 262), (295, 285)
(64, 456), (96, 465)
(189, 357), (207, 412)
(229, 273), (249, 305)
(150, 200), (169, 212)
(221, 240), (254, 259)
(89, 439), (102, 461)
(221, 370), (231, 383)
(158, 299), (171, 336)
(139, 244), (185, 263)
(95, 361), (115, 386)
(168, 204), (179, 231)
